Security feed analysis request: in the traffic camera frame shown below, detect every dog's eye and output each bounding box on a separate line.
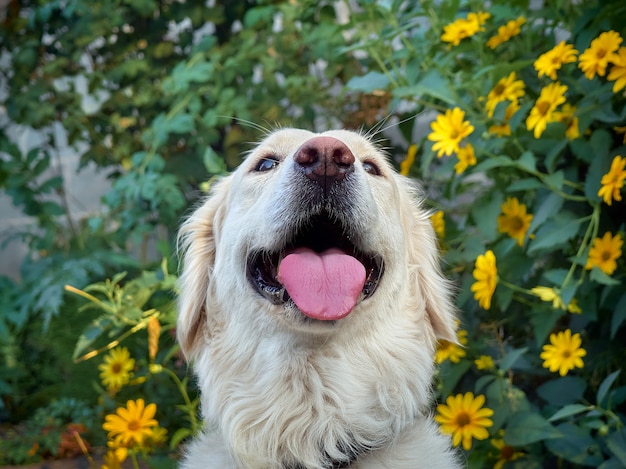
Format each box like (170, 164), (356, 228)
(363, 161), (381, 176)
(254, 157), (280, 172)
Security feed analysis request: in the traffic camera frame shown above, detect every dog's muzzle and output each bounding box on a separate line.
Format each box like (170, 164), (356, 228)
(247, 136), (384, 321)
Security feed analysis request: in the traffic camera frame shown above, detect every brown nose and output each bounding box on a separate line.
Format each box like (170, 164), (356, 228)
(293, 136), (355, 190)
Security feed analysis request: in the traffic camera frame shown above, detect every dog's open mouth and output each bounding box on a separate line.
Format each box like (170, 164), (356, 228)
(247, 213), (384, 321)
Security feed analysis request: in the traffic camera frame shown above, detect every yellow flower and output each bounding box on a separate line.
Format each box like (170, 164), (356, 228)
(531, 286), (565, 309)
(400, 144), (417, 176)
(534, 41), (578, 80)
(552, 103), (580, 140)
(491, 434), (524, 469)
(471, 250), (497, 310)
(608, 48), (626, 93)
(497, 197), (533, 246)
(474, 355), (494, 370)
(585, 232), (623, 275)
(431, 210), (445, 238)
(485, 72), (525, 118)
(102, 449), (127, 469)
(98, 347), (135, 392)
(441, 12), (490, 46)
(435, 392), (494, 450)
(488, 101), (519, 137)
(427, 107), (474, 158)
(103, 399), (158, 447)
(568, 299), (582, 314)
(598, 155), (626, 205)
(436, 329), (468, 364)
(540, 329), (586, 376)
(531, 286), (581, 314)
(578, 30), (623, 79)
(526, 81), (567, 138)
(486, 16), (525, 49)
(454, 143), (477, 174)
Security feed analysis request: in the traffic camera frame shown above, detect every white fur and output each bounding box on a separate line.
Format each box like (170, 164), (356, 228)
(177, 128), (461, 468)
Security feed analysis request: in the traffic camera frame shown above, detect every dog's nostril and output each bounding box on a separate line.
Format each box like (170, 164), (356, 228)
(294, 136), (355, 187)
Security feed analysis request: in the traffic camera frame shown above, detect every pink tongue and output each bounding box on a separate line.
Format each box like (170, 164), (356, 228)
(277, 247), (366, 320)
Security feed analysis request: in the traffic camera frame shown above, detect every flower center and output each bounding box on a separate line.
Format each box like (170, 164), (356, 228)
(112, 363), (122, 374)
(501, 445), (515, 460)
(127, 420), (141, 431)
(536, 101), (551, 116)
(456, 411), (471, 427)
(597, 48), (607, 59)
(510, 216), (524, 231)
(494, 84), (505, 96)
(601, 250), (612, 261)
(562, 350), (572, 359)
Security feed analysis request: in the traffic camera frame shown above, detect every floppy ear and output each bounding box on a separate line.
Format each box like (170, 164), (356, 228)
(397, 177), (457, 343)
(177, 177), (231, 360)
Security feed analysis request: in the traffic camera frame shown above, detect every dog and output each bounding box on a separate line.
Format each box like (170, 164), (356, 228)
(177, 128), (461, 468)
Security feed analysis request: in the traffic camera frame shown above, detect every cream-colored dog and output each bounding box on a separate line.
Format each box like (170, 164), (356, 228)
(177, 128), (460, 468)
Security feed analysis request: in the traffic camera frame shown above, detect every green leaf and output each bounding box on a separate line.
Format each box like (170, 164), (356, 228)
(169, 427), (193, 450)
(545, 423), (603, 466)
(606, 428), (626, 466)
(611, 294), (626, 339)
(597, 370), (621, 406)
(472, 155), (514, 172)
(544, 170), (564, 191)
(203, 147), (227, 174)
(537, 376), (587, 406)
(527, 218), (582, 254)
(73, 315), (113, 360)
(500, 347), (528, 371)
(346, 71), (390, 92)
(590, 267), (620, 286)
(516, 151), (536, 173)
(527, 192), (563, 236)
(394, 70), (456, 105)
(507, 178), (544, 192)
(548, 404), (592, 422)
(505, 412), (562, 446)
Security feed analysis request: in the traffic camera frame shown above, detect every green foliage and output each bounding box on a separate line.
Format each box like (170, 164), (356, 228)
(340, 0), (626, 466)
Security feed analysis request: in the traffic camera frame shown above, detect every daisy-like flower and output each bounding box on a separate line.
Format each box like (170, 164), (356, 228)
(553, 103), (580, 140)
(486, 16), (525, 49)
(608, 48), (626, 93)
(474, 355), (494, 370)
(497, 197), (533, 246)
(436, 329), (468, 364)
(485, 72), (525, 118)
(435, 392), (494, 450)
(471, 250), (497, 310)
(540, 329), (586, 376)
(491, 433), (525, 469)
(454, 144), (477, 174)
(534, 41), (578, 80)
(531, 286), (582, 314)
(431, 210), (445, 238)
(489, 101), (520, 137)
(526, 81), (567, 138)
(578, 30), (623, 80)
(400, 144), (417, 176)
(103, 399), (159, 447)
(427, 107), (474, 158)
(585, 232), (623, 275)
(441, 12), (490, 46)
(598, 155), (626, 205)
(98, 347), (135, 392)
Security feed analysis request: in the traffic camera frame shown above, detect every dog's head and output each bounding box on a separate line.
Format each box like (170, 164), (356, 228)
(177, 128), (456, 359)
